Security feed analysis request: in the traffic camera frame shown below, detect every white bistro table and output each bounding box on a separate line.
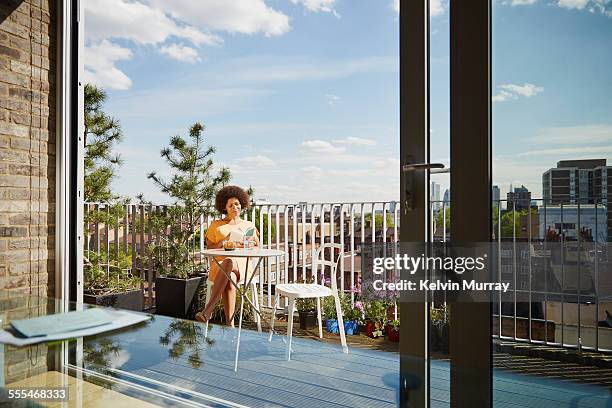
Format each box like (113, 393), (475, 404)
(200, 248), (285, 371)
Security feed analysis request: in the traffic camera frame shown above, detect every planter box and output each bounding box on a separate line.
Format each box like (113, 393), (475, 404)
(326, 319), (359, 335)
(344, 320), (359, 335)
(299, 311), (317, 330)
(84, 289), (144, 311)
(326, 319), (339, 333)
(155, 276), (204, 319)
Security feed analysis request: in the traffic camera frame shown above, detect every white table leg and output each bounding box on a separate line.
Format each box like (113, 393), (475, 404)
(234, 294), (245, 372)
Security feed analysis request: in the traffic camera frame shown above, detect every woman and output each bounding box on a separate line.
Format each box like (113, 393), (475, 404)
(195, 185), (259, 326)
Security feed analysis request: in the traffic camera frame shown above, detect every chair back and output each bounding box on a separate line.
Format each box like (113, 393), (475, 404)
(313, 243), (343, 291)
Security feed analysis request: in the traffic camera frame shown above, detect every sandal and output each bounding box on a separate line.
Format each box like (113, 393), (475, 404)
(195, 311), (211, 323)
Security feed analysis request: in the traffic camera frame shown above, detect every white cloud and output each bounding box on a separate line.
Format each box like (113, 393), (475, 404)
(558, 0), (589, 9)
(531, 124), (612, 145)
(290, 0), (338, 14)
(333, 137), (377, 146)
(85, 0), (218, 46)
(149, 0), (290, 36)
(160, 44), (200, 63)
(83, 40), (133, 90)
(84, 0), (293, 90)
(301, 140), (347, 154)
(230, 56), (399, 83)
(235, 155), (277, 169)
(325, 94), (340, 106)
(518, 145), (612, 157)
(430, 0), (446, 16)
(493, 83), (543, 102)
(505, 0), (612, 17)
(301, 165), (325, 178)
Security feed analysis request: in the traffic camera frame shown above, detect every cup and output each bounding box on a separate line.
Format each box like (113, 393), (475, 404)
(243, 236), (253, 250)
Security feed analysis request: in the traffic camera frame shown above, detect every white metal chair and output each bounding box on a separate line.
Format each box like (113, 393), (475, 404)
(268, 243), (348, 360)
(203, 277), (261, 339)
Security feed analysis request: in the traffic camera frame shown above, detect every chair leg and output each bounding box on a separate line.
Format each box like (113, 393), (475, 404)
(251, 282), (261, 332)
(234, 295), (245, 372)
(286, 297), (295, 361)
(268, 293), (279, 342)
(316, 297), (323, 339)
(204, 281), (212, 338)
(333, 294), (348, 354)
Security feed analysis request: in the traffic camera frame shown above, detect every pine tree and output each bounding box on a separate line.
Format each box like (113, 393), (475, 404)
(146, 122), (230, 278)
(84, 84), (123, 202)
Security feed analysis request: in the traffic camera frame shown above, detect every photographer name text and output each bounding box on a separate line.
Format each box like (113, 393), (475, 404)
(372, 279), (510, 292)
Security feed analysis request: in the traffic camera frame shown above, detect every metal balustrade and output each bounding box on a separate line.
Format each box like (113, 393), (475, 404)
(83, 198), (612, 352)
(83, 201), (401, 310)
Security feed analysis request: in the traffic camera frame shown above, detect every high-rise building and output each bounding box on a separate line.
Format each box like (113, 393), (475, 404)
(507, 185), (531, 211)
(542, 159), (611, 241)
(492, 185), (500, 205)
(430, 182), (441, 210)
(443, 189), (450, 205)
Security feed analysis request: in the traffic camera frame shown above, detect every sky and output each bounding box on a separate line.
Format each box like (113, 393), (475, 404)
(83, 0), (612, 205)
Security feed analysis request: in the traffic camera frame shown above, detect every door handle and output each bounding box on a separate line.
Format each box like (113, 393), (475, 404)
(403, 162), (447, 212)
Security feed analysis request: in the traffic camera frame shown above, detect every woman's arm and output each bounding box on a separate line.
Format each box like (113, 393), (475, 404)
(206, 234), (231, 249)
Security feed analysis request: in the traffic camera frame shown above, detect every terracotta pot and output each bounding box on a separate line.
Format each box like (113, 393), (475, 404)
(386, 324), (400, 342)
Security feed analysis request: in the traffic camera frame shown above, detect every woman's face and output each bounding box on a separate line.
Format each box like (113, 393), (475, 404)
(225, 197), (242, 219)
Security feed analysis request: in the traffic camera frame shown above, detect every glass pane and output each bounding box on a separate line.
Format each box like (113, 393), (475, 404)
(492, 1), (612, 405)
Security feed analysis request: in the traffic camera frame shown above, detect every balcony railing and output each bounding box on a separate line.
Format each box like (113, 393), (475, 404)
(84, 197), (612, 352)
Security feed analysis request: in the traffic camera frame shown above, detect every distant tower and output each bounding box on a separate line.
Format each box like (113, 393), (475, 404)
(492, 185), (500, 205)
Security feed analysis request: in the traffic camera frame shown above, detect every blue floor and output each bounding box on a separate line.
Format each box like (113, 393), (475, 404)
(80, 316), (612, 407)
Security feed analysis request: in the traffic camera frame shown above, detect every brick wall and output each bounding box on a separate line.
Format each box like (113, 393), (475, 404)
(0, 0), (56, 297)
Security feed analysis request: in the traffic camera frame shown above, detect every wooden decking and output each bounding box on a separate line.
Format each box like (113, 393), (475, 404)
(78, 317), (612, 407)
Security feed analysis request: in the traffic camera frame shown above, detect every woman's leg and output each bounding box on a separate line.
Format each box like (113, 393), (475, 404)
(199, 259), (237, 320)
(222, 281), (237, 327)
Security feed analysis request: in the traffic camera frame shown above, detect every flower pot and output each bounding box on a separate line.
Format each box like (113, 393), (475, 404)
(386, 324), (400, 342)
(344, 320), (359, 335)
(84, 289), (144, 311)
(326, 319), (339, 333)
(299, 311), (317, 330)
(155, 275), (204, 319)
(364, 320), (383, 338)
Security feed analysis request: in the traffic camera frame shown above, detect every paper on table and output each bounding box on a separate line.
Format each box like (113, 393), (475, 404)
(0, 309), (151, 346)
(10, 308), (114, 338)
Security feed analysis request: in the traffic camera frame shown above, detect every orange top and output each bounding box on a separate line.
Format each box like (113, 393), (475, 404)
(205, 219), (258, 283)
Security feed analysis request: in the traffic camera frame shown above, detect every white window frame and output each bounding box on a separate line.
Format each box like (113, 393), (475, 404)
(56, 0), (84, 307)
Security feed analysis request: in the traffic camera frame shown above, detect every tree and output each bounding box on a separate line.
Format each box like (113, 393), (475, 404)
(82, 85), (131, 292)
(146, 122), (230, 279)
(84, 84), (123, 202)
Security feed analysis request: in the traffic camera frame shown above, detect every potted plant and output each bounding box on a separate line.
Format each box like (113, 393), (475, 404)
(296, 298), (318, 330)
(430, 305), (450, 354)
(386, 319), (400, 342)
(83, 249), (143, 311)
(341, 295), (362, 335)
(322, 295), (340, 333)
(322, 293), (361, 335)
(144, 123), (230, 319)
(363, 299), (387, 338)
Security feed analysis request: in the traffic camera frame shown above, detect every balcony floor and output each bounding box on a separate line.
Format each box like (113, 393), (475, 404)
(81, 317), (612, 407)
